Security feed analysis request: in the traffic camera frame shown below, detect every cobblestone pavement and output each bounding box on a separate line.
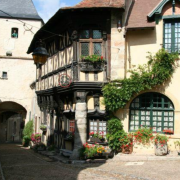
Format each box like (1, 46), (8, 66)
(0, 143), (180, 180)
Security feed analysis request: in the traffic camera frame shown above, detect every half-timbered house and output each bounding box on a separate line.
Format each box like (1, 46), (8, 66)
(27, 0), (131, 158)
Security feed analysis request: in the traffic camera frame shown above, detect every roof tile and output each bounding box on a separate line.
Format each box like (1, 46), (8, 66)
(127, 0), (161, 29)
(62, 0), (125, 9)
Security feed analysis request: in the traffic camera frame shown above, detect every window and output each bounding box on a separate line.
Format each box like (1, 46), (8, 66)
(129, 93), (174, 133)
(164, 20), (180, 53)
(2, 72), (7, 79)
(89, 119), (107, 137)
(80, 30), (103, 57)
(11, 28), (18, 38)
(69, 120), (75, 132)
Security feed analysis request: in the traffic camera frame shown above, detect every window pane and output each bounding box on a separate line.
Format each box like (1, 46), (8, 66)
(94, 43), (101, 55)
(93, 30), (102, 39)
(81, 43), (89, 56)
(80, 30), (89, 39)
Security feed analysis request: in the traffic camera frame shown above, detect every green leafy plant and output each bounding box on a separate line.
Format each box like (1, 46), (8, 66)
(81, 55), (105, 63)
(103, 49), (178, 112)
(47, 144), (55, 151)
(155, 134), (168, 145)
(22, 120), (34, 146)
(134, 127), (154, 145)
(174, 140), (180, 152)
(40, 125), (47, 131)
(106, 117), (128, 153)
(79, 143), (98, 158)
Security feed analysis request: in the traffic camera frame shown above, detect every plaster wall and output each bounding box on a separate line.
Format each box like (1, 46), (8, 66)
(0, 18), (42, 58)
(0, 58), (36, 121)
(116, 13), (180, 152)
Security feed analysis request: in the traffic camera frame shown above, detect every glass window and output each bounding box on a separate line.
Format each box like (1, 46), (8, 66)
(81, 43), (89, 56)
(93, 30), (102, 39)
(79, 29), (103, 57)
(80, 30), (89, 39)
(2, 72), (7, 78)
(94, 43), (102, 55)
(164, 21), (180, 53)
(89, 119), (107, 137)
(129, 93), (174, 133)
(69, 120), (75, 132)
(11, 28), (18, 38)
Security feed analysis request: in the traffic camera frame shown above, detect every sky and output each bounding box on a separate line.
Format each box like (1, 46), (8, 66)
(32, 0), (81, 22)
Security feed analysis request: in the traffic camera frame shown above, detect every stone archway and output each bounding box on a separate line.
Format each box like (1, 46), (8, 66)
(0, 101), (27, 143)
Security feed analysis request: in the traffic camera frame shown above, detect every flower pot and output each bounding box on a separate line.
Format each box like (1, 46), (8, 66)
(155, 143), (168, 156)
(90, 137), (101, 143)
(122, 144), (133, 154)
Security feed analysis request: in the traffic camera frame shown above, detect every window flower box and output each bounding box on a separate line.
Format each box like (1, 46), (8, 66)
(80, 55), (106, 72)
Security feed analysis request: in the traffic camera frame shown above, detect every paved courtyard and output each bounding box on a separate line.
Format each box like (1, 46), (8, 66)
(0, 143), (180, 180)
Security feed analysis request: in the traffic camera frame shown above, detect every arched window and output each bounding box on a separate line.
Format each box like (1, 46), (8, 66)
(129, 93), (174, 133)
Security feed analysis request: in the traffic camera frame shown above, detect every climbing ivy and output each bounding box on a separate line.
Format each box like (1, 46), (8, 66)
(102, 49), (178, 112)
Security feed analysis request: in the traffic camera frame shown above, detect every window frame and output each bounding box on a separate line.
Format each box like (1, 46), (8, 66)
(11, 28), (18, 38)
(79, 29), (104, 57)
(88, 118), (107, 139)
(163, 19), (180, 53)
(129, 93), (174, 133)
(69, 119), (75, 133)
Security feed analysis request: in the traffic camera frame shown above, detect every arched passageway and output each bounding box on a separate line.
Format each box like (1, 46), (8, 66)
(0, 101), (27, 143)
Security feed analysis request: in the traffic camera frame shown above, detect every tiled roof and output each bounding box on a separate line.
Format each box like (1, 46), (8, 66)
(127, 0), (161, 29)
(62, 0), (125, 9)
(0, 0), (42, 20)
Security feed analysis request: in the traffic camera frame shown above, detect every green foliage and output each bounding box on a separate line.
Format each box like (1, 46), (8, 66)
(79, 143), (98, 158)
(47, 145), (55, 151)
(174, 140), (180, 151)
(81, 54), (105, 62)
(106, 117), (128, 153)
(23, 120), (34, 139)
(134, 127), (154, 145)
(103, 49), (178, 112)
(40, 125), (47, 130)
(155, 134), (168, 145)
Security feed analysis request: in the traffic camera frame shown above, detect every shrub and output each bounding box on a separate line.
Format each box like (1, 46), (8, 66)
(23, 120), (33, 139)
(106, 117), (127, 153)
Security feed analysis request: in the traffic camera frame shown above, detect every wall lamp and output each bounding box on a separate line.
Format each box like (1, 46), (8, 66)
(117, 20), (122, 32)
(32, 40), (49, 65)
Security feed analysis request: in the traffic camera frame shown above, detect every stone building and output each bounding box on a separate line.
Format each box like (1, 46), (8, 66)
(28, 0), (180, 157)
(0, 0), (43, 142)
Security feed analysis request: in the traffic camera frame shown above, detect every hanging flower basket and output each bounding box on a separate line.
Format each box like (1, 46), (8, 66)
(40, 125), (47, 133)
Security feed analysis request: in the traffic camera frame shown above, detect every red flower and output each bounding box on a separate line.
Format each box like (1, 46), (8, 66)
(101, 56), (103, 60)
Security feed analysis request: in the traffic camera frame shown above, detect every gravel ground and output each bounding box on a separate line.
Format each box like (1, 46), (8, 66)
(0, 143), (180, 180)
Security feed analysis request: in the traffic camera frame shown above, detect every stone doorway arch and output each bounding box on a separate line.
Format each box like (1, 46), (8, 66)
(0, 101), (27, 143)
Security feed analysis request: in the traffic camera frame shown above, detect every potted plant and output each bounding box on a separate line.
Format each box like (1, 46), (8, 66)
(133, 126), (154, 145)
(174, 140), (180, 155)
(81, 55), (105, 63)
(31, 133), (41, 144)
(89, 132), (101, 143)
(163, 129), (174, 135)
(154, 134), (168, 156)
(40, 124), (47, 134)
(80, 55), (106, 72)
